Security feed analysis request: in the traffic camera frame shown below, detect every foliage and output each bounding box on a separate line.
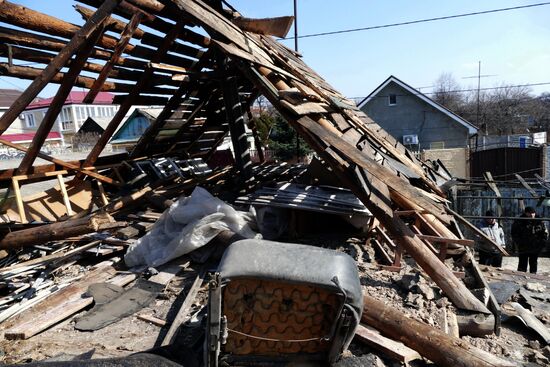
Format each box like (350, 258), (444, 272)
(267, 114), (312, 161)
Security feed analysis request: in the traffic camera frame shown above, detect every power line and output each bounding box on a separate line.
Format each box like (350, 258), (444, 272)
(350, 82), (550, 102)
(282, 2), (550, 40)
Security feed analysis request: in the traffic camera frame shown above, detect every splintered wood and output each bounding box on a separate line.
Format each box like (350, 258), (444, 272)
(0, 0), (504, 335)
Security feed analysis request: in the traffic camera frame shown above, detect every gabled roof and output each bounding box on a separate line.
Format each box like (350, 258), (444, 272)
(77, 116), (114, 133)
(26, 91), (115, 110)
(357, 75), (478, 134)
(110, 108), (162, 144)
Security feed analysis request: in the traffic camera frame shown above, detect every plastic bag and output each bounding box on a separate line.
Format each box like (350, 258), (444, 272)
(124, 186), (260, 267)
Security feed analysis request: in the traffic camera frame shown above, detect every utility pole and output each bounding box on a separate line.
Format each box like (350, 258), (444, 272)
(294, 0), (300, 162)
(462, 62), (496, 135)
(476, 61), (481, 130)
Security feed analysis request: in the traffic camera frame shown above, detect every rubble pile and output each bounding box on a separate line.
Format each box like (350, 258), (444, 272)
(0, 0), (547, 366)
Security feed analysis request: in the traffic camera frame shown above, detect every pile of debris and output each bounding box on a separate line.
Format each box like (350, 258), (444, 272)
(0, 0), (548, 366)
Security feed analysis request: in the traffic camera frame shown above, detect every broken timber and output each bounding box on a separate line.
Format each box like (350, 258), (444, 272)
(0, 0), (499, 318)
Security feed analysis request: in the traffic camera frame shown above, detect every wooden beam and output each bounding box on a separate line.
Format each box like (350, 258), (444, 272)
(0, 25), (112, 60)
(76, 4), (204, 60)
(165, 96), (210, 152)
(416, 234), (475, 247)
(361, 294), (515, 367)
(75, 4), (145, 39)
(17, 25), (106, 174)
(231, 16), (294, 38)
(82, 17), (189, 168)
(0, 0), (121, 50)
(57, 174), (74, 216)
(11, 178), (26, 224)
(241, 63), (488, 313)
(161, 268), (206, 346)
(0, 64), (175, 94)
(0, 212), (123, 249)
(222, 69), (253, 177)
(447, 207), (509, 256)
(354, 324), (422, 365)
(0, 0), (120, 134)
(515, 173), (538, 198)
(483, 172), (503, 218)
(246, 99), (265, 163)
(84, 12), (143, 104)
(130, 86), (199, 158)
(0, 138), (121, 186)
(77, 0), (211, 47)
(296, 116), (449, 222)
(130, 55), (212, 158)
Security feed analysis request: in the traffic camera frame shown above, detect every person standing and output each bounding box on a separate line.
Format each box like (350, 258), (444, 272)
(476, 210), (505, 267)
(511, 206), (548, 273)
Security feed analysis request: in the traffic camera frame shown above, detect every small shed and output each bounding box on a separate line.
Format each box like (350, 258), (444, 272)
(110, 108), (162, 150)
(72, 116), (112, 151)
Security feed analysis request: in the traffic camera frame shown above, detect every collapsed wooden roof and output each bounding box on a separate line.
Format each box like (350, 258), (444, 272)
(0, 0), (501, 314)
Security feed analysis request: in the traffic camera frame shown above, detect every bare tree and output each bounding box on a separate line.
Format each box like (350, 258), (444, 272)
(432, 72), (464, 112)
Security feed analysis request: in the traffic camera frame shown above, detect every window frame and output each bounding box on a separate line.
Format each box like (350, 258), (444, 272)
(388, 94), (397, 106)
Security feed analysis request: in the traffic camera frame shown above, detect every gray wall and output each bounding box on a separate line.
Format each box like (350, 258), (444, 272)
(361, 82), (470, 150)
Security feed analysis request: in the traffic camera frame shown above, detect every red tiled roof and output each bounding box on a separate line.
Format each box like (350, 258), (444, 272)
(1, 132), (62, 143)
(26, 91), (115, 110)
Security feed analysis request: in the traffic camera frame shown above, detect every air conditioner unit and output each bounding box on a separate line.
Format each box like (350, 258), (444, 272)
(403, 134), (419, 145)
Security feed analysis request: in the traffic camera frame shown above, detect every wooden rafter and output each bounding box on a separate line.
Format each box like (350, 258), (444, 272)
(17, 24), (107, 174)
(84, 13), (143, 103)
(81, 17), (189, 169)
(0, 0), (120, 134)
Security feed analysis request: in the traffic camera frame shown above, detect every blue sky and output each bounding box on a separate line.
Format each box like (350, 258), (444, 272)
(1, 0), (549, 100)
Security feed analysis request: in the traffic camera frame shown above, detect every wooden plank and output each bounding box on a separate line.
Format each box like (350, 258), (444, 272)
(84, 12), (144, 103)
(174, 0), (271, 61)
(280, 100), (330, 115)
(232, 16), (294, 38)
(82, 16), (189, 168)
(296, 116), (449, 222)
(16, 25), (106, 174)
(137, 313), (167, 327)
(417, 234), (475, 247)
(362, 294), (515, 367)
(11, 178), (26, 223)
(0, 0), (120, 134)
(483, 172), (503, 218)
(354, 324), (422, 364)
(97, 180), (109, 206)
(57, 174), (74, 216)
(3, 262), (117, 340)
(515, 174), (538, 198)
(212, 39), (298, 82)
(0, 138), (120, 186)
(161, 267), (206, 346)
(447, 207), (509, 256)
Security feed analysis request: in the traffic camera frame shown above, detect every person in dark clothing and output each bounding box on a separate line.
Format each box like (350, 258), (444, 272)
(476, 210), (505, 267)
(511, 206), (548, 273)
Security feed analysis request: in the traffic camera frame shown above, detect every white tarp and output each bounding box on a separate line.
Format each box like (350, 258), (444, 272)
(124, 186), (260, 267)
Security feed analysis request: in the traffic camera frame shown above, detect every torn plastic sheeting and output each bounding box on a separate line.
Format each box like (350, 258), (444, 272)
(124, 186), (260, 267)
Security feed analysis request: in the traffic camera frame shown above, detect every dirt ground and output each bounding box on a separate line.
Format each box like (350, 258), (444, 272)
(1, 233), (550, 366)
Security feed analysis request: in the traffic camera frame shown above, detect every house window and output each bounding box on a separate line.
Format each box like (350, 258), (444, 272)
(59, 107), (74, 131)
(430, 141), (445, 150)
(25, 114), (36, 128)
(388, 94), (397, 106)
